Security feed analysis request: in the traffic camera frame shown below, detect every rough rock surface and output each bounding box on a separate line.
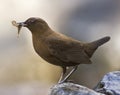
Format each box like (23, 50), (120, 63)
(95, 71), (120, 95)
(49, 71), (120, 95)
(49, 83), (103, 95)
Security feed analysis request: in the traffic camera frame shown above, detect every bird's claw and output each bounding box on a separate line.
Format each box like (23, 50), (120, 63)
(58, 80), (74, 84)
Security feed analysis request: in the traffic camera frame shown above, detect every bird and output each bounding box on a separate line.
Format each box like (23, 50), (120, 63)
(12, 17), (110, 83)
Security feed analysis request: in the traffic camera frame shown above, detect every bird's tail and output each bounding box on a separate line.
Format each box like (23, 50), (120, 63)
(90, 36), (110, 47)
(84, 36), (110, 57)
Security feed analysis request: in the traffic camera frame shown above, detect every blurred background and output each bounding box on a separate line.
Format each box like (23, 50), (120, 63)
(0, 0), (120, 95)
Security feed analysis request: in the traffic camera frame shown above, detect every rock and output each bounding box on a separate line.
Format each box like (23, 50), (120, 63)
(49, 83), (103, 95)
(95, 71), (120, 95)
(49, 71), (120, 95)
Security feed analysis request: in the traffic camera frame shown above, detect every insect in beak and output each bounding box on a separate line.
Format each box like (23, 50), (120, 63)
(12, 20), (27, 36)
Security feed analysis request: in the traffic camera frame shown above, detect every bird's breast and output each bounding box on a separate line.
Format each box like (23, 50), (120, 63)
(32, 36), (50, 59)
(32, 36), (66, 66)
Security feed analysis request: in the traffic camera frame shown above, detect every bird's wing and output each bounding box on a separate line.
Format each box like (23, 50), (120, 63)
(46, 38), (92, 64)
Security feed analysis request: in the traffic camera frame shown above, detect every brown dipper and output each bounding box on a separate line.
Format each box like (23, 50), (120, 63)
(12, 17), (110, 83)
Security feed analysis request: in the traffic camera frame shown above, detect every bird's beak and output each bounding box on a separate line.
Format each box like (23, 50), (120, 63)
(12, 21), (27, 35)
(17, 22), (27, 35)
(18, 22), (27, 27)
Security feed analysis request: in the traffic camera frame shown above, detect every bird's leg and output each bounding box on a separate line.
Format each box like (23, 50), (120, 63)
(58, 67), (66, 83)
(60, 66), (78, 83)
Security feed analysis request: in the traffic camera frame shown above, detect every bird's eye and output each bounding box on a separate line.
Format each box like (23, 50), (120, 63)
(30, 19), (36, 23)
(27, 19), (36, 24)
(30, 19), (35, 23)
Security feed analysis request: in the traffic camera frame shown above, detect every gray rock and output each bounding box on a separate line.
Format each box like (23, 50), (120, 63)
(95, 71), (120, 95)
(49, 71), (120, 95)
(49, 83), (103, 95)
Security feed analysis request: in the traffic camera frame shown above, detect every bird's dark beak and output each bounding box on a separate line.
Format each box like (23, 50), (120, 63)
(18, 22), (27, 27)
(12, 21), (27, 35)
(17, 22), (27, 35)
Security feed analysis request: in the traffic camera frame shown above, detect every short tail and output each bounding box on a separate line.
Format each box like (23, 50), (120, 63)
(90, 36), (110, 47)
(84, 36), (110, 57)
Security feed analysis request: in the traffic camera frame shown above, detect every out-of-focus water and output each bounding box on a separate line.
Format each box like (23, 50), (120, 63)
(0, 82), (50, 95)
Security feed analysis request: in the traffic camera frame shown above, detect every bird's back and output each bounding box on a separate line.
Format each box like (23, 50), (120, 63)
(43, 31), (92, 66)
(32, 30), (110, 67)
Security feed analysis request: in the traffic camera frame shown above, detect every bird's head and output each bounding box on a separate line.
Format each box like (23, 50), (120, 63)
(12, 17), (50, 35)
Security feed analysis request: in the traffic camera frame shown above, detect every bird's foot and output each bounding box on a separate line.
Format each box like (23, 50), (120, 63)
(58, 80), (74, 84)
